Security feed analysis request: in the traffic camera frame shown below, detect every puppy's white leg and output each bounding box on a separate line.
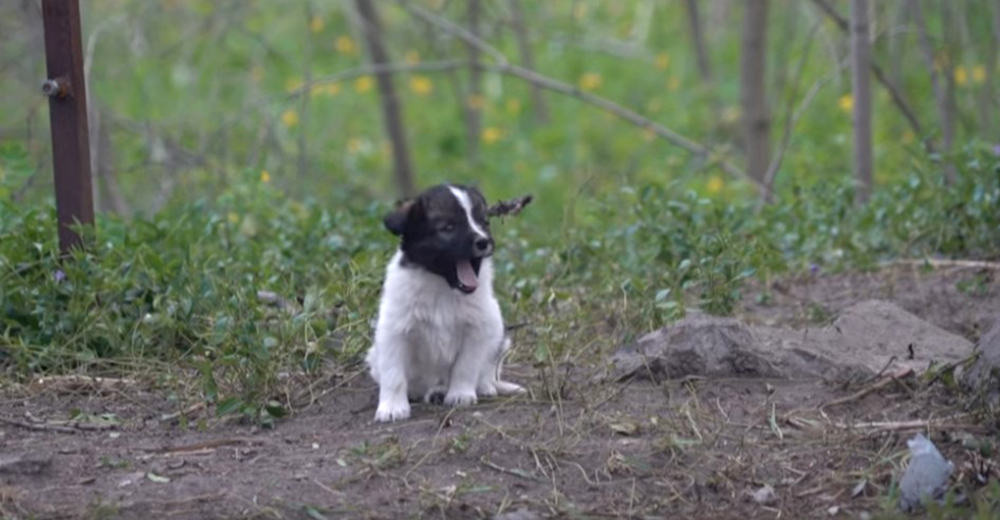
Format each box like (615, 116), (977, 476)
(444, 336), (491, 407)
(370, 337), (411, 422)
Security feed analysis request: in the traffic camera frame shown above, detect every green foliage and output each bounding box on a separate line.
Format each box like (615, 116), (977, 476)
(2, 144), (998, 419)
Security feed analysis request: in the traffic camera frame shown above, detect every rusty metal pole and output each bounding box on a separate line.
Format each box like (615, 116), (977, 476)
(41, 0), (94, 254)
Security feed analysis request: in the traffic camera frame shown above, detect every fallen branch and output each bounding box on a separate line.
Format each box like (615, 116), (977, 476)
(480, 457), (542, 482)
(819, 368), (913, 411)
(488, 194), (533, 218)
(0, 416), (80, 434)
(159, 402), (206, 423)
(880, 259), (1000, 271)
(148, 437), (264, 454)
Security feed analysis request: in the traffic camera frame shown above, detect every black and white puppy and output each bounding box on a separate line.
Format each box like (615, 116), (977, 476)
(366, 183), (525, 422)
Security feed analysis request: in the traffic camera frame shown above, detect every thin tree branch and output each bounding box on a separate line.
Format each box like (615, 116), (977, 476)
(758, 21), (823, 206)
(810, 0), (935, 154)
(399, 0), (760, 190)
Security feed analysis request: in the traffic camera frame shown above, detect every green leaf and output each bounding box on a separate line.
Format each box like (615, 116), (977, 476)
(216, 397), (243, 417)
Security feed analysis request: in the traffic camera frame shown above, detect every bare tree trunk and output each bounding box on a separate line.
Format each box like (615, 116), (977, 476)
(684, 0), (713, 82)
(508, 0), (549, 124)
(911, 0), (955, 185)
(740, 0), (770, 186)
(298, 1), (313, 179)
(465, 0), (482, 161)
(354, 0), (416, 197)
(850, 0), (873, 204)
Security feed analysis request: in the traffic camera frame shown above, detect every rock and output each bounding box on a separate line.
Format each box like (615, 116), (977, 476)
(962, 315), (1000, 406)
(613, 301), (974, 383)
(612, 312), (781, 381)
(899, 434), (953, 512)
(0, 454), (51, 476)
(751, 484), (777, 505)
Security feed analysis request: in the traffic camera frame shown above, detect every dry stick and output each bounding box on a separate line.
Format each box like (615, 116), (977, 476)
(400, 1), (761, 192)
(819, 368), (913, 411)
(880, 258), (1000, 270)
(810, 0), (935, 154)
(0, 416), (80, 434)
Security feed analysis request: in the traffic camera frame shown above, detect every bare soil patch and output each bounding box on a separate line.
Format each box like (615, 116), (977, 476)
(1, 265), (997, 520)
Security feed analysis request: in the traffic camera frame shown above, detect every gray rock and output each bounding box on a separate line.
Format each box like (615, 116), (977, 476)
(612, 301), (974, 383)
(899, 434), (953, 511)
(962, 316), (1000, 405)
(612, 312), (781, 381)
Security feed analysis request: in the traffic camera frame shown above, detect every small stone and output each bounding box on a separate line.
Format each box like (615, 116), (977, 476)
(751, 484), (777, 505)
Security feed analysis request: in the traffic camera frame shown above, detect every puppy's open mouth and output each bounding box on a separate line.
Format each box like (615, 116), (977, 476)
(455, 257), (483, 294)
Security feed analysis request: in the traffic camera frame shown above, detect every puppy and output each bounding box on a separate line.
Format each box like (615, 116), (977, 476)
(366, 183), (525, 422)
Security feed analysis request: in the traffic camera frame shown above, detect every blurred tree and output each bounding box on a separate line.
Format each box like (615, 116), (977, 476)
(465, 0), (483, 162)
(354, 0), (416, 197)
(509, 0), (549, 124)
(850, 0), (873, 204)
(740, 0), (770, 185)
(684, 0), (713, 82)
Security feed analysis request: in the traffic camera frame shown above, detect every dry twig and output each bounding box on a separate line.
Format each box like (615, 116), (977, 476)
(487, 194), (533, 218)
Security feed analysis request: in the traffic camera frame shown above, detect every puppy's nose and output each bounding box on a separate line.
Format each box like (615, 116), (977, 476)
(474, 237), (492, 253)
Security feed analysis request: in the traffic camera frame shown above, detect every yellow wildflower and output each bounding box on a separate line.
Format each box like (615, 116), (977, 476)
(655, 53), (670, 70)
(250, 66), (264, 84)
(309, 16), (324, 34)
(285, 77), (304, 94)
(707, 175), (724, 194)
(281, 110), (299, 127)
(409, 75), (432, 96)
(354, 76), (374, 93)
(466, 94), (485, 110)
(347, 138), (365, 154)
(579, 72), (602, 91)
(972, 65), (986, 84)
(954, 66), (968, 86)
(838, 94), (853, 113)
(505, 98), (521, 115)
(227, 212), (239, 224)
(260, 170), (271, 183)
(721, 105), (741, 124)
(481, 127), (502, 144)
(404, 50), (420, 64)
(336, 35), (356, 55)
(667, 76), (680, 92)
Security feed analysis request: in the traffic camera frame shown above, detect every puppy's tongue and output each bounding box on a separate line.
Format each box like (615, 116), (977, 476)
(456, 260), (478, 292)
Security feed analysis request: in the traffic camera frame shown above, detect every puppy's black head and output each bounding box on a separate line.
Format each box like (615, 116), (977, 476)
(384, 184), (493, 294)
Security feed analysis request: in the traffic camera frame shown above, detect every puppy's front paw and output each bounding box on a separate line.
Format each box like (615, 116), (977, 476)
(443, 390), (477, 407)
(374, 400), (410, 422)
(477, 382), (498, 398)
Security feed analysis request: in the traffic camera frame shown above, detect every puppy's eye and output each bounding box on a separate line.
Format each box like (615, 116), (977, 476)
(439, 223), (456, 233)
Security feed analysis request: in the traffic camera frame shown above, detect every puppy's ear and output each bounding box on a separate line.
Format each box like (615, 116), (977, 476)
(383, 199), (415, 236)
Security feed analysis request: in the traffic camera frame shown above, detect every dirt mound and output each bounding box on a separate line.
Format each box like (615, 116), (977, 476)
(614, 300), (974, 382)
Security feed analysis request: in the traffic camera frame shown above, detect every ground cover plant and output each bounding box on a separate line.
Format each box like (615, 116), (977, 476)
(2, 1), (1000, 518)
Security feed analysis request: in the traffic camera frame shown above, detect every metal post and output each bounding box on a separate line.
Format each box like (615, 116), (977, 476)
(41, 0), (94, 254)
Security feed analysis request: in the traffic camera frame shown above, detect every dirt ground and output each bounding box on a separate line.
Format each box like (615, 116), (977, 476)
(1, 264), (998, 520)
